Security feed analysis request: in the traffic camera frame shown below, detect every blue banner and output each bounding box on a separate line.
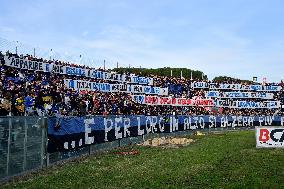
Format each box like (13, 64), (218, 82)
(66, 66), (86, 76)
(169, 84), (183, 94)
(47, 115), (284, 153)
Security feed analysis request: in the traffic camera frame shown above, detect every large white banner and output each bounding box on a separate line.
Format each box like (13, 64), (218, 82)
(132, 95), (214, 107)
(132, 95), (280, 109)
(191, 82), (281, 91)
(215, 100), (280, 109)
(205, 91), (274, 99)
(4, 56), (154, 85)
(256, 127), (284, 148)
(64, 79), (168, 96)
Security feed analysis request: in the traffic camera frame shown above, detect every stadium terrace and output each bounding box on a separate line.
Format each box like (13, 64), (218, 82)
(0, 50), (283, 117)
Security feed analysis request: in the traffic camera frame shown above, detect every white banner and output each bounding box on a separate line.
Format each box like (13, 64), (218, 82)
(4, 55), (51, 72)
(5, 55), (154, 85)
(132, 95), (280, 109)
(215, 100), (280, 109)
(132, 95), (214, 107)
(256, 127), (284, 148)
(205, 91), (274, 99)
(191, 82), (282, 91)
(64, 79), (168, 95)
(234, 101), (280, 109)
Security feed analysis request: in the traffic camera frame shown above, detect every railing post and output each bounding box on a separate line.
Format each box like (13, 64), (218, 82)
(23, 117), (28, 171)
(6, 117), (12, 176)
(118, 139), (121, 147)
(40, 117), (47, 168)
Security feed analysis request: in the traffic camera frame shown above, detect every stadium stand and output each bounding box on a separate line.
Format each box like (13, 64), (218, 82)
(0, 50), (283, 117)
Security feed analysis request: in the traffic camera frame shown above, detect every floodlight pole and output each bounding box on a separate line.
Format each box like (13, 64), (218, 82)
(15, 41), (18, 54)
(104, 60), (106, 70)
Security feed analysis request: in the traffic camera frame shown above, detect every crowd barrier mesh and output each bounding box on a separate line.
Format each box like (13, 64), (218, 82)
(0, 36), (125, 69)
(0, 115), (250, 181)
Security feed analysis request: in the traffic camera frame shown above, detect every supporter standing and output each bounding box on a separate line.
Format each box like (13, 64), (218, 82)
(14, 94), (24, 116)
(0, 94), (11, 116)
(24, 92), (34, 116)
(35, 91), (45, 116)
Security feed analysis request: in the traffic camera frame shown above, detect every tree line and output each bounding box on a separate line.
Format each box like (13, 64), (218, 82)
(112, 67), (253, 83)
(112, 67), (207, 80)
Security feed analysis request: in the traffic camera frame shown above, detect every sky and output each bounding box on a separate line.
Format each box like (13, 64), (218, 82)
(0, 0), (284, 82)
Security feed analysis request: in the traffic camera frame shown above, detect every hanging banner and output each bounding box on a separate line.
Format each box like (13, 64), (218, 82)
(191, 82), (281, 91)
(64, 79), (168, 95)
(214, 100), (280, 109)
(4, 55), (154, 85)
(205, 91), (274, 99)
(65, 66), (86, 76)
(234, 101), (280, 109)
(132, 95), (214, 107)
(191, 82), (209, 89)
(132, 95), (280, 109)
(4, 55), (50, 72)
(47, 115), (284, 152)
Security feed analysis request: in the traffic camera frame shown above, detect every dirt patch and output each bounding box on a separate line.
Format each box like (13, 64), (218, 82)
(195, 131), (205, 136)
(139, 137), (195, 148)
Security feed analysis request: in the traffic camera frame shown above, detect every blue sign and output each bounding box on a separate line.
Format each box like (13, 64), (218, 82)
(47, 115), (284, 152)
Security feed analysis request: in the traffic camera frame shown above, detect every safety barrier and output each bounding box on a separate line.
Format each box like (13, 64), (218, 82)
(1, 115), (279, 181)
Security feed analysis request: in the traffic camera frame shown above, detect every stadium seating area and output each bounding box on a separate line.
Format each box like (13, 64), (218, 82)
(0, 50), (283, 117)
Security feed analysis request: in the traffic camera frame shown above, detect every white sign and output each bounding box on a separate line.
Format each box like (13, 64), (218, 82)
(256, 127), (284, 148)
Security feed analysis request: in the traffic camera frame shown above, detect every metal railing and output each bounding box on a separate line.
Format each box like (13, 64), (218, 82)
(0, 116), (145, 180)
(0, 117), (46, 179)
(0, 116), (251, 181)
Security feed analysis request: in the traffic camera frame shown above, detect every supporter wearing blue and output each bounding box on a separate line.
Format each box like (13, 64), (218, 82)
(24, 93), (34, 115)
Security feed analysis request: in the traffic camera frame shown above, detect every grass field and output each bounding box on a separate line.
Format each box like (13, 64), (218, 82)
(2, 130), (284, 189)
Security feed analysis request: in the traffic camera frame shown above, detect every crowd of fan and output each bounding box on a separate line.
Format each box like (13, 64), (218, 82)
(0, 51), (283, 117)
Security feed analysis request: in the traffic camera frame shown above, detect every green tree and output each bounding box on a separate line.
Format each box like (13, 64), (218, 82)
(213, 76), (253, 84)
(112, 67), (207, 80)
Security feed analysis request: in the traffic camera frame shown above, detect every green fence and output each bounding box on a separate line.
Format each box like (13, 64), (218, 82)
(0, 116), (252, 181)
(0, 117), (46, 179)
(0, 117), (145, 180)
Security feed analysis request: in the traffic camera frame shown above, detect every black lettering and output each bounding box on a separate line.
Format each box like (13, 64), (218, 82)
(15, 58), (20, 68)
(77, 81), (81, 89)
(60, 66), (64, 74)
(24, 61), (28, 69)
(28, 61), (33, 70)
(10, 57), (15, 66)
(270, 129), (284, 142)
(39, 62), (43, 71)
(34, 62), (38, 70)
(20, 60), (24, 69)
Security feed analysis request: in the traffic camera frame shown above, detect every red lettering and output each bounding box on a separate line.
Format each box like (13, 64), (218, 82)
(166, 97), (171, 105)
(153, 97), (158, 104)
(172, 98), (176, 105)
(160, 97), (167, 105)
(187, 99), (192, 105)
(259, 129), (270, 142)
(208, 100), (213, 106)
(145, 96), (150, 104)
